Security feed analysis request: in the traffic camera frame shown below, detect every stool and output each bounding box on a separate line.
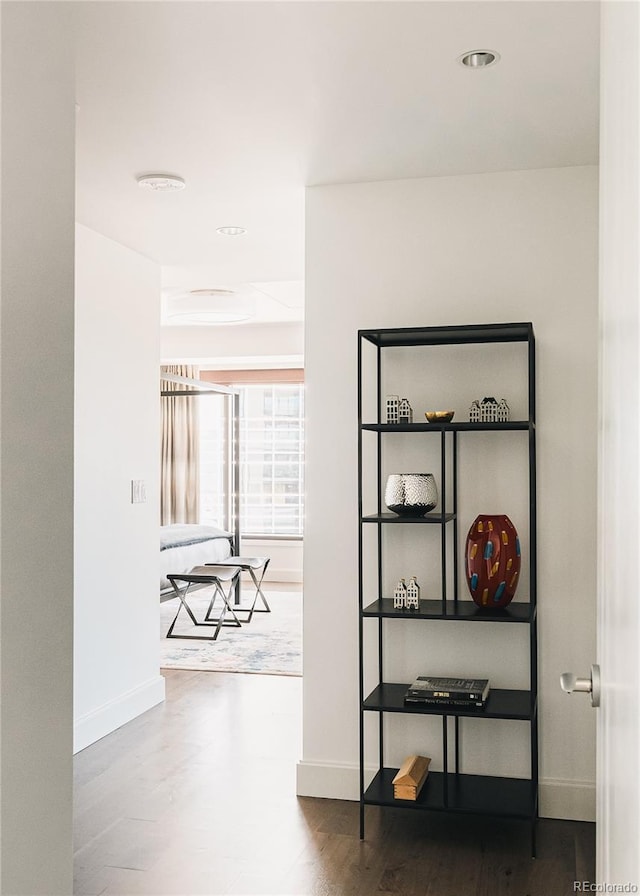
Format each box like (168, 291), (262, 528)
(208, 557), (270, 623)
(166, 565), (242, 641)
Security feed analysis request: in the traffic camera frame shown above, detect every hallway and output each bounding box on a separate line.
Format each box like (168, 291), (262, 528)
(74, 670), (594, 895)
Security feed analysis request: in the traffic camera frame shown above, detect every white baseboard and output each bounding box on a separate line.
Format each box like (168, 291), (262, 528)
(296, 760), (376, 801)
(539, 777), (596, 822)
(296, 760), (595, 822)
(73, 675), (165, 754)
(239, 568), (302, 584)
(264, 568), (303, 584)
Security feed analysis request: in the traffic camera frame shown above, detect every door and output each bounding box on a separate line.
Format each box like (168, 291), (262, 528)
(597, 1), (640, 884)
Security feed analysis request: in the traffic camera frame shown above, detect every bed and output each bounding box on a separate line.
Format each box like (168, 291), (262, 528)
(160, 524), (234, 596)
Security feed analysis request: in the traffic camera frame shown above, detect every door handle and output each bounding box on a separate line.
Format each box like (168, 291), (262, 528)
(560, 664), (600, 707)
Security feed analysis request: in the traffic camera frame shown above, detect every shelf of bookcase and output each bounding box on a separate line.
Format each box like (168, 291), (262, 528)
(361, 421), (532, 433)
(359, 322), (534, 348)
(363, 683), (535, 720)
(364, 768), (537, 820)
(362, 598), (534, 623)
(361, 512), (455, 525)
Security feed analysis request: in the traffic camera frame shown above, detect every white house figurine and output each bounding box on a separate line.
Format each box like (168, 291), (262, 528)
(469, 397), (510, 423)
(497, 398), (510, 422)
(386, 395), (400, 424)
(406, 577), (421, 609)
(398, 398), (413, 424)
(393, 578), (408, 609)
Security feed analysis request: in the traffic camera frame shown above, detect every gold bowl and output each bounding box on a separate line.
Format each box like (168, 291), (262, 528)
(425, 410), (455, 424)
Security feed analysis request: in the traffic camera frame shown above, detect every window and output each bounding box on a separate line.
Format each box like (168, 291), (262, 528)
(239, 383), (305, 536)
(198, 372), (304, 538)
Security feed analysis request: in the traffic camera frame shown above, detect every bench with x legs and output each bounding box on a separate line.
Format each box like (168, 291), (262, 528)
(207, 557), (271, 623)
(166, 565), (242, 641)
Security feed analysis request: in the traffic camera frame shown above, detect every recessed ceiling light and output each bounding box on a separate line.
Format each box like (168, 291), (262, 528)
(459, 50), (500, 68)
(137, 174), (186, 192)
(216, 226), (247, 236)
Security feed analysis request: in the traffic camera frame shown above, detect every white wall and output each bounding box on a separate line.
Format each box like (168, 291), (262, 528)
(300, 166), (599, 821)
(161, 320), (304, 367)
(0, 5), (75, 892)
(74, 224), (164, 752)
(236, 538), (302, 584)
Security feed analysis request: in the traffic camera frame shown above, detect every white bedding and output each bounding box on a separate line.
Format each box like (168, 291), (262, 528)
(160, 525), (233, 592)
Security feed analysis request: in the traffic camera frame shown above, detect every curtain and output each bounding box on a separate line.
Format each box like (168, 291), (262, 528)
(160, 365), (200, 525)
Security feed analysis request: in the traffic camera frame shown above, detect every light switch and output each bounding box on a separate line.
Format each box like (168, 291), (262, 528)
(131, 480), (146, 504)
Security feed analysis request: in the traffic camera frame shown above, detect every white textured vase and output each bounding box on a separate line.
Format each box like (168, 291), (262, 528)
(384, 473), (438, 516)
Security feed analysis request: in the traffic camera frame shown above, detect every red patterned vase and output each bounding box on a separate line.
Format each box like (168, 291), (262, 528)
(465, 514), (521, 609)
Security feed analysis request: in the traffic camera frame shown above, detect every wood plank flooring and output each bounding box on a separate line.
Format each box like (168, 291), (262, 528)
(74, 670), (595, 896)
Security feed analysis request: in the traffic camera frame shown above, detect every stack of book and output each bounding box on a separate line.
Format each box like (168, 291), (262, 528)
(404, 676), (490, 709)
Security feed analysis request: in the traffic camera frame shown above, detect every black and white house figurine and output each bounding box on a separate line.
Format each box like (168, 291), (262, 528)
(469, 397), (510, 423)
(386, 395), (400, 424)
(496, 399), (510, 422)
(398, 398), (413, 424)
(393, 577), (421, 610)
(393, 578), (408, 609)
(406, 576), (421, 610)
(469, 400), (481, 422)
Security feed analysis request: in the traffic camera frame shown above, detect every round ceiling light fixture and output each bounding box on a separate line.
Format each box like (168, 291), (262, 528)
(163, 287), (255, 325)
(459, 49), (500, 68)
(137, 173), (186, 192)
(216, 225), (247, 236)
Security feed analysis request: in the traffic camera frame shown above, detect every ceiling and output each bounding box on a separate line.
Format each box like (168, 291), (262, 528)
(73, 1), (600, 324)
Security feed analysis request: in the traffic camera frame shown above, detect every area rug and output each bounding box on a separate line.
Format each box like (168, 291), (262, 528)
(160, 589), (302, 676)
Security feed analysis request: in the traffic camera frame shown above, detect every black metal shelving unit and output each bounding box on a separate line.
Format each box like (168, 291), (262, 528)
(357, 322), (538, 855)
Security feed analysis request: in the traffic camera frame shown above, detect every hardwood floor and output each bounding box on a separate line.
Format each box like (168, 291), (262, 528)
(74, 670), (594, 896)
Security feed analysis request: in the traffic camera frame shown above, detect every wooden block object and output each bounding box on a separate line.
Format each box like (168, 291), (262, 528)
(392, 755), (431, 800)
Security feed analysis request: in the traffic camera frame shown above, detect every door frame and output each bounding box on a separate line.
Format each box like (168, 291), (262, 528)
(596, 1), (640, 884)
